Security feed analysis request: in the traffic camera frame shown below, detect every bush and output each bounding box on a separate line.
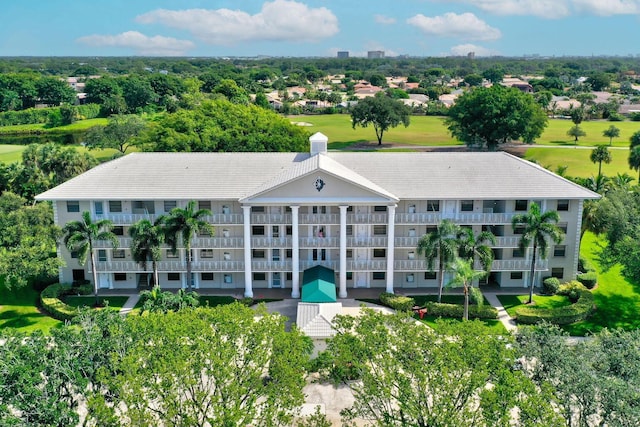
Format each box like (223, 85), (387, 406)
(379, 292), (415, 311)
(558, 280), (586, 302)
(542, 277), (561, 295)
(76, 103), (102, 119)
(424, 302), (498, 319)
(577, 271), (598, 289)
(630, 112), (640, 122)
(139, 286), (200, 313)
(578, 256), (596, 273)
(515, 287), (594, 325)
(40, 283), (91, 321)
(469, 287), (484, 306)
(608, 113), (624, 121)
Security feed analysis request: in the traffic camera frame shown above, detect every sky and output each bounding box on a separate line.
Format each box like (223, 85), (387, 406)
(1, 0), (640, 58)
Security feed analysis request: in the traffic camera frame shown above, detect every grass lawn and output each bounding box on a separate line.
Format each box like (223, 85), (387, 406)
(64, 295), (129, 311)
(535, 119), (640, 148)
(497, 294), (572, 318)
(524, 147), (635, 178)
(0, 118), (107, 134)
(0, 144), (27, 163)
(0, 284), (62, 333)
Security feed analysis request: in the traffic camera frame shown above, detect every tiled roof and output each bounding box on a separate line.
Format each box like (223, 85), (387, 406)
(35, 151), (599, 201)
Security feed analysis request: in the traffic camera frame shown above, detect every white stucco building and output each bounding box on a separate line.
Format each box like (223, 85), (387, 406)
(36, 133), (598, 298)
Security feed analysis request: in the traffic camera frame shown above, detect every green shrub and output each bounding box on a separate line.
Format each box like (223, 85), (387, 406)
(515, 288), (594, 325)
(578, 256), (596, 273)
(379, 292), (415, 311)
(469, 287), (484, 306)
(424, 302), (498, 319)
(577, 271), (598, 289)
(240, 297), (254, 306)
(76, 103), (102, 119)
(608, 113), (624, 121)
(40, 283), (80, 321)
(542, 277), (561, 295)
(630, 112), (640, 122)
(558, 280), (586, 302)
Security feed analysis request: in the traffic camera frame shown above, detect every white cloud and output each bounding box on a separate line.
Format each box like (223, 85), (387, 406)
(448, 43), (501, 57)
(76, 31), (194, 56)
(573, 0), (640, 16)
(374, 14), (396, 24)
(136, 0), (339, 45)
(407, 12), (501, 41)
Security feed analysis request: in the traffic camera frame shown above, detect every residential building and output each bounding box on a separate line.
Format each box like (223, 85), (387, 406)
(367, 51), (384, 59)
(337, 51), (349, 58)
(36, 133), (598, 298)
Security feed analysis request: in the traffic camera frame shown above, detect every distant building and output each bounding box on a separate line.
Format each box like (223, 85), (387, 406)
(367, 51), (385, 59)
(337, 51), (349, 58)
(467, 52), (475, 59)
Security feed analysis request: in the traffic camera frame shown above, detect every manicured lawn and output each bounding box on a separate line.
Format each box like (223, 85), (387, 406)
(0, 118), (107, 134)
(524, 147), (634, 178)
(0, 284), (62, 333)
(64, 296), (129, 311)
(534, 119), (640, 148)
(497, 294), (572, 318)
(0, 144), (27, 163)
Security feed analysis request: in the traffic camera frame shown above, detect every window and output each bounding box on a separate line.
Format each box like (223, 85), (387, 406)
(272, 249), (280, 261)
(108, 201), (122, 213)
(554, 245), (566, 257)
(224, 274), (232, 284)
(347, 206), (353, 212)
(253, 272), (266, 281)
(286, 272), (293, 280)
(201, 273), (214, 281)
(346, 272), (353, 280)
(510, 272), (523, 280)
(252, 226), (265, 236)
(408, 228), (416, 237)
(133, 200), (155, 214)
(372, 272), (386, 280)
(346, 249), (353, 259)
(373, 248), (386, 258)
(427, 200), (440, 212)
(200, 249), (213, 258)
(272, 226), (280, 238)
(346, 225), (353, 236)
(70, 250), (79, 259)
(252, 249), (265, 259)
(374, 206), (387, 212)
(558, 223), (568, 233)
(373, 225), (387, 235)
(512, 248), (525, 258)
(251, 206), (265, 213)
(557, 199), (570, 211)
(168, 272), (180, 281)
(223, 252), (231, 260)
(408, 251), (415, 260)
(426, 226), (437, 234)
(94, 201), (104, 215)
(98, 250), (107, 262)
(166, 249), (178, 258)
(312, 249), (326, 261)
(112, 226), (124, 236)
(406, 273), (415, 283)
(424, 272), (436, 280)
(515, 200), (528, 211)
(312, 206), (327, 214)
(513, 225), (525, 235)
(66, 201), (80, 212)
(198, 200), (211, 210)
(286, 249), (292, 259)
(551, 268), (564, 279)
(114, 273), (127, 281)
(286, 226), (292, 236)
(461, 200), (474, 212)
(113, 249), (125, 259)
(72, 269), (85, 282)
(164, 200), (177, 212)
(408, 204), (416, 214)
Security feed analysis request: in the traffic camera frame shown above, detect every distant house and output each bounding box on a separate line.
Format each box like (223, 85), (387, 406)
(511, 83), (533, 93)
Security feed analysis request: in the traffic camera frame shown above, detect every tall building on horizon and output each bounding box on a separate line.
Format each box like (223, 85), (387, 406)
(337, 51), (349, 58)
(367, 50), (384, 59)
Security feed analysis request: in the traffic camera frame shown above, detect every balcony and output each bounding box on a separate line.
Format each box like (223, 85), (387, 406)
(299, 237), (339, 248)
(251, 261), (292, 271)
(395, 212), (440, 224)
(346, 260), (388, 271)
(96, 213), (160, 225)
(347, 236), (388, 247)
(348, 213), (388, 224)
(493, 236), (521, 248)
(250, 213), (293, 224)
(394, 236), (420, 247)
(193, 237), (244, 248)
(394, 259), (428, 271)
(456, 212), (516, 225)
(251, 237), (292, 248)
(299, 213), (339, 225)
(484, 259), (548, 271)
(203, 214), (243, 225)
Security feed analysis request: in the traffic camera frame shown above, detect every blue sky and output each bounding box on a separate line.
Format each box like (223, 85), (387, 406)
(1, 0), (640, 57)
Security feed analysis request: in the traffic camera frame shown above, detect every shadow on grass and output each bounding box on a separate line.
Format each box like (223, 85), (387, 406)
(548, 140), (579, 146)
(564, 292), (640, 336)
(328, 139), (367, 150)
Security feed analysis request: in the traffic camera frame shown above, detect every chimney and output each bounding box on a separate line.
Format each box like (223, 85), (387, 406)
(309, 132), (328, 155)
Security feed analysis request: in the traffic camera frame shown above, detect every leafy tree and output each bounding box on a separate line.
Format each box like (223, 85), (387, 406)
(84, 114), (147, 154)
(590, 145), (612, 177)
(511, 203), (564, 304)
(129, 218), (164, 288)
(84, 76), (122, 106)
(446, 85), (547, 150)
(417, 219), (460, 302)
(586, 72), (611, 91)
(90, 305), (312, 426)
(119, 75), (157, 112)
(254, 91), (270, 109)
(161, 200), (213, 291)
(457, 227), (496, 274)
(328, 311), (562, 426)
(366, 73), (386, 87)
(631, 130), (640, 148)
(567, 124), (586, 143)
(350, 92), (411, 145)
(629, 145), (640, 181)
(603, 124), (620, 146)
(482, 66), (504, 83)
(62, 211), (118, 305)
(570, 107), (585, 125)
(463, 73), (483, 86)
(35, 76), (76, 105)
(448, 257), (487, 320)
(214, 78), (249, 104)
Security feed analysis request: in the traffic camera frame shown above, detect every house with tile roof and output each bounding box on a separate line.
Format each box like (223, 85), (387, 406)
(36, 133), (598, 298)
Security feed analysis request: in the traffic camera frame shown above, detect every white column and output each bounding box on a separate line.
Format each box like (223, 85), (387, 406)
(243, 206), (253, 298)
(339, 205), (348, 298)
(386, 204), (396, 294)
(291, 205), (300, 298)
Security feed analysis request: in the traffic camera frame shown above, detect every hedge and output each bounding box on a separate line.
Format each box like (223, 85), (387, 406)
(379, 292), (415, 311)
(542, 277), (560, 295)
(577, 271), (598, 289)
(424, 302), (498, 320)
(40, 283), (92, 321)
(578, 256), (596, 273)
(515, 284), (595, 325)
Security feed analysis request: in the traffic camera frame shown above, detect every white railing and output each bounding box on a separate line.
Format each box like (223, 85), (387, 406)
(456, 212), (516, 224)
(394, 236), (420, 247)
(250, 213), (293, 224)
(347, 236), (388, 247)
(96, 213), (160, 225)
(486, 259), (548, 271)
(299, 214), (340, 225)
(394, 259), (428, 271)
(494, 236), (521, 248)
(191, 260), (244, 271)
(348, 213), (389, 224)
(251, 261), (292, 271)
(346, 260), (387, 271)
(395, 213), (441, 224)
(299, 237), (340, 248)
(193, 237), (244, 248)
(94, 237), (132, 248)
(202, 214), (243, 224)
(299, 260), (339, 270)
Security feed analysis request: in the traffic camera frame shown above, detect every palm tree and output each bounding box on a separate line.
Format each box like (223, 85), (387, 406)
(457, 227), (496, 275)
(129, 218), (164, 289)
(603, 125), (620, 146)
(62, 211), (118, 305)
(161, 201), (213, 291)
(590, 145), (612, 177)
(417, 219), (460, 303)
(629, 145), (640, 181)
(447, 257), (487, 321)
(511, 203), (564, 305)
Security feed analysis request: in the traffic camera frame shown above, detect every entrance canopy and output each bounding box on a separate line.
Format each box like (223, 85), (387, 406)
(301, 265), (337, 303)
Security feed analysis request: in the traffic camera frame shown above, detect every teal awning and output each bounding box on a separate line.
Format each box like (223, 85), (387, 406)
(301, 265), (337, 303)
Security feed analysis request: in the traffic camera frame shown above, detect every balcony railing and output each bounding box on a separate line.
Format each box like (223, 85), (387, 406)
(395, 213), (441, 224)
(456, 212), (517, 224)
(493, 236), (521, 248)
(347, 236), (388, 247)
(193, 237), (244, 248)
(394, 259), (428, 271)
(251, 261), (292, 271)
(484, 259), (548, 271)
(299, 237), (340, 248)
(299, 214), (340, 225)
(348, 213), (389, 224)
(394, 236), (420, 247)
(251, 237), (292, 248)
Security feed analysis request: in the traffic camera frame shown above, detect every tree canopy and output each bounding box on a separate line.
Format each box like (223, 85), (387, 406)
(445, 85), (548, 150)
(350, 92), (411, 145)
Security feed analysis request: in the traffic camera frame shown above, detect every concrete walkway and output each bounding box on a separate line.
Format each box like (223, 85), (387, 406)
(119, 294), (140, 315)
(484, 292), (518, 332)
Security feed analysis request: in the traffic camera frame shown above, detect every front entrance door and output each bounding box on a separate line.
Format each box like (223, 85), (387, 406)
(272, 272), (282, 288)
